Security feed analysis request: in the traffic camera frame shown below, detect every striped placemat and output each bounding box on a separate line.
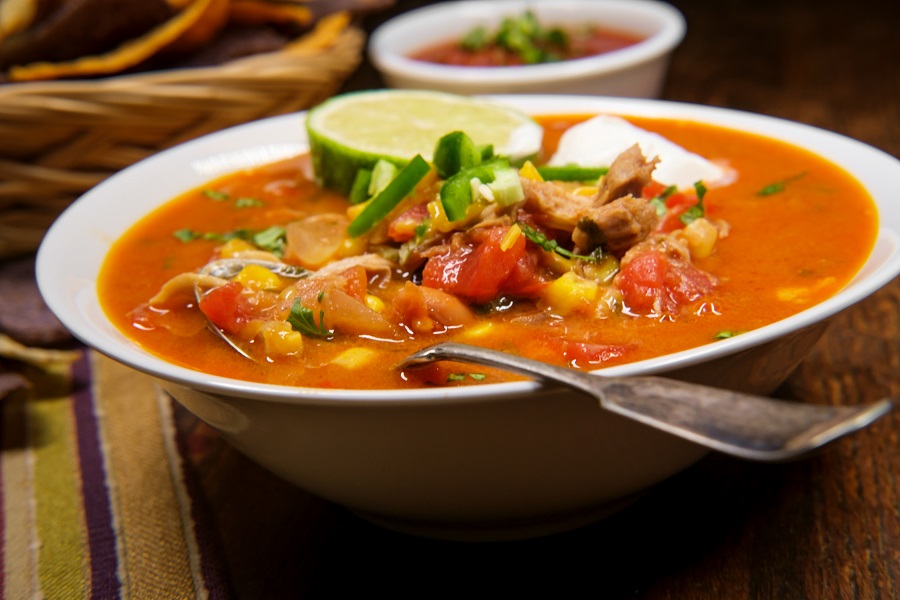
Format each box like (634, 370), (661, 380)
(1, 351), (236, 598)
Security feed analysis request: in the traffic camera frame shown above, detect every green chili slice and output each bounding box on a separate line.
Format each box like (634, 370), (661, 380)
(347, 154), (431, 237)
(536, 165), (609, 182)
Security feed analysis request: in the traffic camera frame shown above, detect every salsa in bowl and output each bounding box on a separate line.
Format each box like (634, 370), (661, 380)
(368, 0), (686, 97)
(36, 94), (900, 539)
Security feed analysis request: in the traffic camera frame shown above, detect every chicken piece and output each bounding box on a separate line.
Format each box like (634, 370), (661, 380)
(520, 176), (592, 230)
(573, 195), (659, 256)
(594, 143), (659, 206)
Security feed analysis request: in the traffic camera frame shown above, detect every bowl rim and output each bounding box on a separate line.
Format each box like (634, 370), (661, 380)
(368, 0), (687, 86)
(36, 95), (900, 407)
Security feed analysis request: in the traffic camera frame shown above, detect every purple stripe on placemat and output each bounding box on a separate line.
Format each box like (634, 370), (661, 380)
(72, 354), (121, 599)
(169, 394), (234, 599)
(0, 388), (6, 600)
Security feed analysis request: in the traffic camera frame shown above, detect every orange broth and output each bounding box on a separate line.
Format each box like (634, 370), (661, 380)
(98, 115), (879, 389)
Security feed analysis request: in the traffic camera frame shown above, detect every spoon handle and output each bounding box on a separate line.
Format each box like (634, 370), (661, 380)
(401, 342), (893, 462)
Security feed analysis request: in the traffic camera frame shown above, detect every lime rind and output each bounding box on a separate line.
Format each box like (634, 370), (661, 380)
(306, 90), (543, 195)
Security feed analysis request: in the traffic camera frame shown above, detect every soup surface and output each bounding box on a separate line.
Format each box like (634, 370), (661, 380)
(408, 10), (640, 67)
(98, 115), (878, 389)
(410, 26), (641, 67)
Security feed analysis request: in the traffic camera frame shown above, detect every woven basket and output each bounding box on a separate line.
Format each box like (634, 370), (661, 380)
(0, 19), (365, 259)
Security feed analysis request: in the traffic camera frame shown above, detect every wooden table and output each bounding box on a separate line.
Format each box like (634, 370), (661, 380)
(2, 0), (897, 597)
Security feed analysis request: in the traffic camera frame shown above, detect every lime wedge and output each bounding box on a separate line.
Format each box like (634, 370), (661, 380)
(305, 90), (543, 195)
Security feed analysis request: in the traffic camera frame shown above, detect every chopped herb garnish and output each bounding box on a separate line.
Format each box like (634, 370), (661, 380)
(203, 189), (230, 201)
(174, 225), (286, 255)
(518, 222), (602, 263)
(714, 330), (738, 339)
(234, 197), (264, 208)
(173, 228), (200, 242)
(461, 25), (489, 50)
(756, 172), (807, 196)
(252, 226), (286, 255)
(649, 184), (677, 216)
(447, 372), (487, 383)
(414, 222), (429, 239)
(679, 181), (708, 225)
(287, 299), (332, 338)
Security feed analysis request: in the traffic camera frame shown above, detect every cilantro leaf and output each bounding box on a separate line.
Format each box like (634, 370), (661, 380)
(235, 197), (264, 208)
(756, 172), (807, 197)
(518, 222), (602, 263)
(287, 299), (332, 338)
(679, 181), (708, 226)
(203, 189), (230, 201)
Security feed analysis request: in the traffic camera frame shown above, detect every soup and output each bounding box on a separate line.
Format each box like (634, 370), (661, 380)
(409, 13), (642, 67)
(98, 114), (878, 390)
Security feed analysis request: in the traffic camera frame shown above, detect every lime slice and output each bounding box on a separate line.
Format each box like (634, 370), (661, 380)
(305, 90), (543, 195)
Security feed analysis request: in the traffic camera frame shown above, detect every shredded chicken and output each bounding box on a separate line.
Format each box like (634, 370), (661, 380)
(594, 144), (659, 206)
(520, 176), (591, 230)
(149, 273), (229, 306)
(312, 253), (395, 283)
(521, 144), (661, 255)
(620, 231), (693, 267)
(574, 195), (660, 255)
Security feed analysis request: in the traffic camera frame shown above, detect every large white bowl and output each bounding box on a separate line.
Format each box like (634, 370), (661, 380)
(37, 96), (900, 541)
(368, 0), (686, 97)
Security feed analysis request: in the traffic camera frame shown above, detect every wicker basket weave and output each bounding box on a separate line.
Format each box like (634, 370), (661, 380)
(0, 21), (365, 259)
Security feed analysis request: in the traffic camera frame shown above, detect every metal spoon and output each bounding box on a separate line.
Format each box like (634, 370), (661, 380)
(399, 342), (894, 462)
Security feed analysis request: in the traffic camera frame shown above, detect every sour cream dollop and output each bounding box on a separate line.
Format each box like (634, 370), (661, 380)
(548, 115), (731, 189)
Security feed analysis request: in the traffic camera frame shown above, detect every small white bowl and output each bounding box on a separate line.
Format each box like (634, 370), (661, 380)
(37, 95), (900, 541)
(368, 0), (686, 98)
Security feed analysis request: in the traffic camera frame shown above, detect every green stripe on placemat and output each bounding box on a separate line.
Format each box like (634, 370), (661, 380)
(31, 392), (91, 597)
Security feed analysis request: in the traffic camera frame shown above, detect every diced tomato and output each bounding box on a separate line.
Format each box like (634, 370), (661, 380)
(562, 341), (627, 367)
(641, 181), (667, 199)
(198, 282), (254, 334)
(337, 266), (368, 301)
(615, 250), (716, 315)
(422, 226), (547, 304)
(656, 204), (690, 232)
(387, 203), (429, 242)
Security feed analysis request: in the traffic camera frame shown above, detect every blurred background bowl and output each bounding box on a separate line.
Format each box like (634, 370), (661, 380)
(368, 0), (685, 97)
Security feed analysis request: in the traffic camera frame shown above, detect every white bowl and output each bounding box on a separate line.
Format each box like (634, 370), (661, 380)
(368, 0), (686, 98)
(37, 96), (900, 541)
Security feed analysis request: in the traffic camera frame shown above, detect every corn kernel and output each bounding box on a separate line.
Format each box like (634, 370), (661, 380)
(234, 264), (285, 291)
(331, 347), (376, 369)
(427, 198), (453, 232)
(219, 238), (255, 257)
(682, 218), (718, 259)
(519, 161), (544, 182)
(499, 224), (522, 251)
(365, 294), (386, 313)
(340, 235), (368, 257)
(541, 271), (599, 316)
(347, 198), (371, 221)
(459, 322), (494, 339)
(261, 322), (304, 356)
